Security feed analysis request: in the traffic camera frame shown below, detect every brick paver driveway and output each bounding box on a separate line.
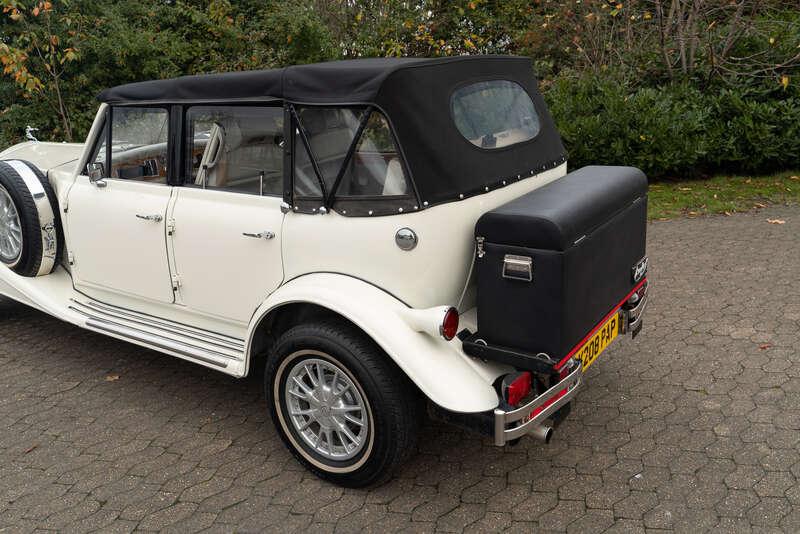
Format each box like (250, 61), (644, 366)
(0, 206), (798, 533)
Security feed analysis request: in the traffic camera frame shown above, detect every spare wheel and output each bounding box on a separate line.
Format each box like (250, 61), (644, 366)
(0, 160), (63, 277)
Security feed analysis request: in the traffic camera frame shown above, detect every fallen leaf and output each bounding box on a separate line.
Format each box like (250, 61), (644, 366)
(767, 219), (786, 224)
(679, 187), (692, 191)
(105, 374), (120, 382)
(745, 178), (752, 183)
(789, 175), (799, 181)
(754, 202), (767, 208)
(724, 211), (732, 216)
(759, 343), (773, 350)
(24, 444), (37, 454)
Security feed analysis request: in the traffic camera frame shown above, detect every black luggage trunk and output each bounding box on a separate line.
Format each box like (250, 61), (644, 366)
(475, 166), (648, 361)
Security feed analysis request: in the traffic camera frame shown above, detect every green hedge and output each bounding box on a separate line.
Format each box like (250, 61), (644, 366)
(544, 75), (800, 179)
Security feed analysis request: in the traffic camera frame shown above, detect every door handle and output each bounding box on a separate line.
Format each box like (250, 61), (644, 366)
(242, 231), (275, 240)
(136, 214), (163, 222)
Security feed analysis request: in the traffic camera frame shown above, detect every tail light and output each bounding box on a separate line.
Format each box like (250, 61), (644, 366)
(440, 307), (459, 340)
(502, 371), (532, 406)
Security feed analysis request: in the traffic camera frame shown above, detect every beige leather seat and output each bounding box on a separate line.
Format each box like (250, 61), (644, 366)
(195, 121), (243, 188)
(382, 158), (407, 196)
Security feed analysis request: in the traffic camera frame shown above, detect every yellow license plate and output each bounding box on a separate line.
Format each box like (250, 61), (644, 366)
(575, 312), (620, 371)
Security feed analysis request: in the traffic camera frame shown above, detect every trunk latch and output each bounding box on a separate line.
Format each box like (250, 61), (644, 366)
(476, 236), (486, 258)
(502, 254), (533, 282)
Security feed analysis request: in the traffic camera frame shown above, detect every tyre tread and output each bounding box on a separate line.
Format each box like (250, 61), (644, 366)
(267, 319), (420, 487)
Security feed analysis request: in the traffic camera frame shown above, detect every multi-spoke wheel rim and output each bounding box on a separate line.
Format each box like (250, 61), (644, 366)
(0, 186), (22, 264)
(284, 356), (370, 461)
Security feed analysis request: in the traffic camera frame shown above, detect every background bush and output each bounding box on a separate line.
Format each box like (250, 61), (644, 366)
(1, 0), (798, 179)
(546, 74), (800, 177)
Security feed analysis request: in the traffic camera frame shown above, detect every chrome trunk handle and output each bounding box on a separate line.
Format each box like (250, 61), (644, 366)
(242, 231), (275, 240)
(136, 214), (163, 222)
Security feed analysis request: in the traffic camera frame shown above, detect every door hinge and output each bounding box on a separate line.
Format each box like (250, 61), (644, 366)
(166, 219), (176, 236)
(67, 251), (75, 265)
(171, 274), (181, 290)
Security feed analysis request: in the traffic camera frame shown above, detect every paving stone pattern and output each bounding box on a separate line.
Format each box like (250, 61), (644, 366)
(0, 205), (798, 532)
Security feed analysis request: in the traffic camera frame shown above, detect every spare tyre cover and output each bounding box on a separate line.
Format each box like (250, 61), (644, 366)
(0, 159), (62, 277)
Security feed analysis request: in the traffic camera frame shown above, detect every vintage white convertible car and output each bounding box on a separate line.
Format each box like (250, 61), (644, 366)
(0, 56), (648, 487)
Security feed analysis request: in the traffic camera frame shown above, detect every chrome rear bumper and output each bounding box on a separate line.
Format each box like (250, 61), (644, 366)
(493, 360), (582, 446)
(492, 280), (649, 446)
(621, 280), (648, 335)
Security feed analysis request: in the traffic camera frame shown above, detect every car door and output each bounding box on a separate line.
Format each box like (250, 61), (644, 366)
(67, 106), (175, 303)
(168, 104), (285, 323)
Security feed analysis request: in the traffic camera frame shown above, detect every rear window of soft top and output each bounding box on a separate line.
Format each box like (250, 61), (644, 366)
(450, 80), (540, 150)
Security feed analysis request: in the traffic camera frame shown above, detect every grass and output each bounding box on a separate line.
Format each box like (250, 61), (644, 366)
(647, 170), (800, 220)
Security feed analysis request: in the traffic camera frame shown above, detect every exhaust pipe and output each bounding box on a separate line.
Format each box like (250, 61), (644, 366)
(529, 425), (554, 444)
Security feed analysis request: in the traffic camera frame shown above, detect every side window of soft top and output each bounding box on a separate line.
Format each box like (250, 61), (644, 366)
(108, 107), (170, 184)
(292, 106), (415, 215)
(86, 107), (170, 183)
(185, 105), (284, 196)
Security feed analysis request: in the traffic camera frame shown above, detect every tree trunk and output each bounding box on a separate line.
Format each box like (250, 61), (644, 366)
(52, 75), (72, 142)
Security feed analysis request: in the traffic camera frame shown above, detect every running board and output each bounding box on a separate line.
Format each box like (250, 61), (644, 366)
(68, 298), (245, 370)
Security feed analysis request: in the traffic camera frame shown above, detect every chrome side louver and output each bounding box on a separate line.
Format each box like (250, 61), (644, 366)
(68, 298), (245, 369)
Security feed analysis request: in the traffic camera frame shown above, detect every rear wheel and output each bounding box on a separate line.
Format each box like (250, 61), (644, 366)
(265, 320), (419, 487)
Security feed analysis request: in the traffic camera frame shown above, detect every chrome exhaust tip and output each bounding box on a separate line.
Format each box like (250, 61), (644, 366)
(530, 425), (554, 444)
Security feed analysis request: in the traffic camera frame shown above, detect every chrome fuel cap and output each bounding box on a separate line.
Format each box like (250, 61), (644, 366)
(395, 228), (418, 251)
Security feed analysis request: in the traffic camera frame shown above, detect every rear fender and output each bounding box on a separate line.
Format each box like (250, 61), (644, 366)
(246, 272), (504, 413)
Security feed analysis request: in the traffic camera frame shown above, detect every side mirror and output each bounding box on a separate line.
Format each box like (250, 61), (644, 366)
(87, 162), (107, 188)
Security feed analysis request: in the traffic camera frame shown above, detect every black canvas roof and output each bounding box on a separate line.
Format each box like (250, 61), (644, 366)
(98, 56), (566, 210)
(98, 57), (448, 105)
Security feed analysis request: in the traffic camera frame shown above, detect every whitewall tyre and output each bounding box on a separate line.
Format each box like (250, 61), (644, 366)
(0, 160), (62, 277)
(266, 320), (419, 487)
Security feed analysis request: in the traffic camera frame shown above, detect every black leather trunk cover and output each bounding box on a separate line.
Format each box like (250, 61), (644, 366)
(475, 166), (648, 359)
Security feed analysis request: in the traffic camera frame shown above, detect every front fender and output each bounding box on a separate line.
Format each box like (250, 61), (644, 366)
(246, 273), (505, 413)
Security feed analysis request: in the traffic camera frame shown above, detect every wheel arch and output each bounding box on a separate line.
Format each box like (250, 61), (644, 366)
(245, 272), (502, 414)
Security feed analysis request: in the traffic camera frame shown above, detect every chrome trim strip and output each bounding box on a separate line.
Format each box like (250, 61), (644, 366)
(627, 286), (648, 316)
(493, 363), (583, 446)
(70, 307), (230, 368)
(69, 298), (244, 350)
(624, 283), (649, 332)
(628, 295), (648, 331)
(70, 299), (244, 353)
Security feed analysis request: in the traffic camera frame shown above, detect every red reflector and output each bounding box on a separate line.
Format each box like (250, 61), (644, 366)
(506, 372), (532, 406)
(440, 307), (459, 340)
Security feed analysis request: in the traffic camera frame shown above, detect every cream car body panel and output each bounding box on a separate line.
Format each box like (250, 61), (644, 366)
(66, 176), (175, 303)
(0, 141), (84, 171)
(246, 272), (511, 413)
(282, 163), (566, 310)
(168, 187), (285, 323)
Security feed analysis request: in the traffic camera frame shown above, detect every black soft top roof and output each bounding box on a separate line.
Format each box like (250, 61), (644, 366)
(98, 57), (438, 105)
(98, 56), (566, 209)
